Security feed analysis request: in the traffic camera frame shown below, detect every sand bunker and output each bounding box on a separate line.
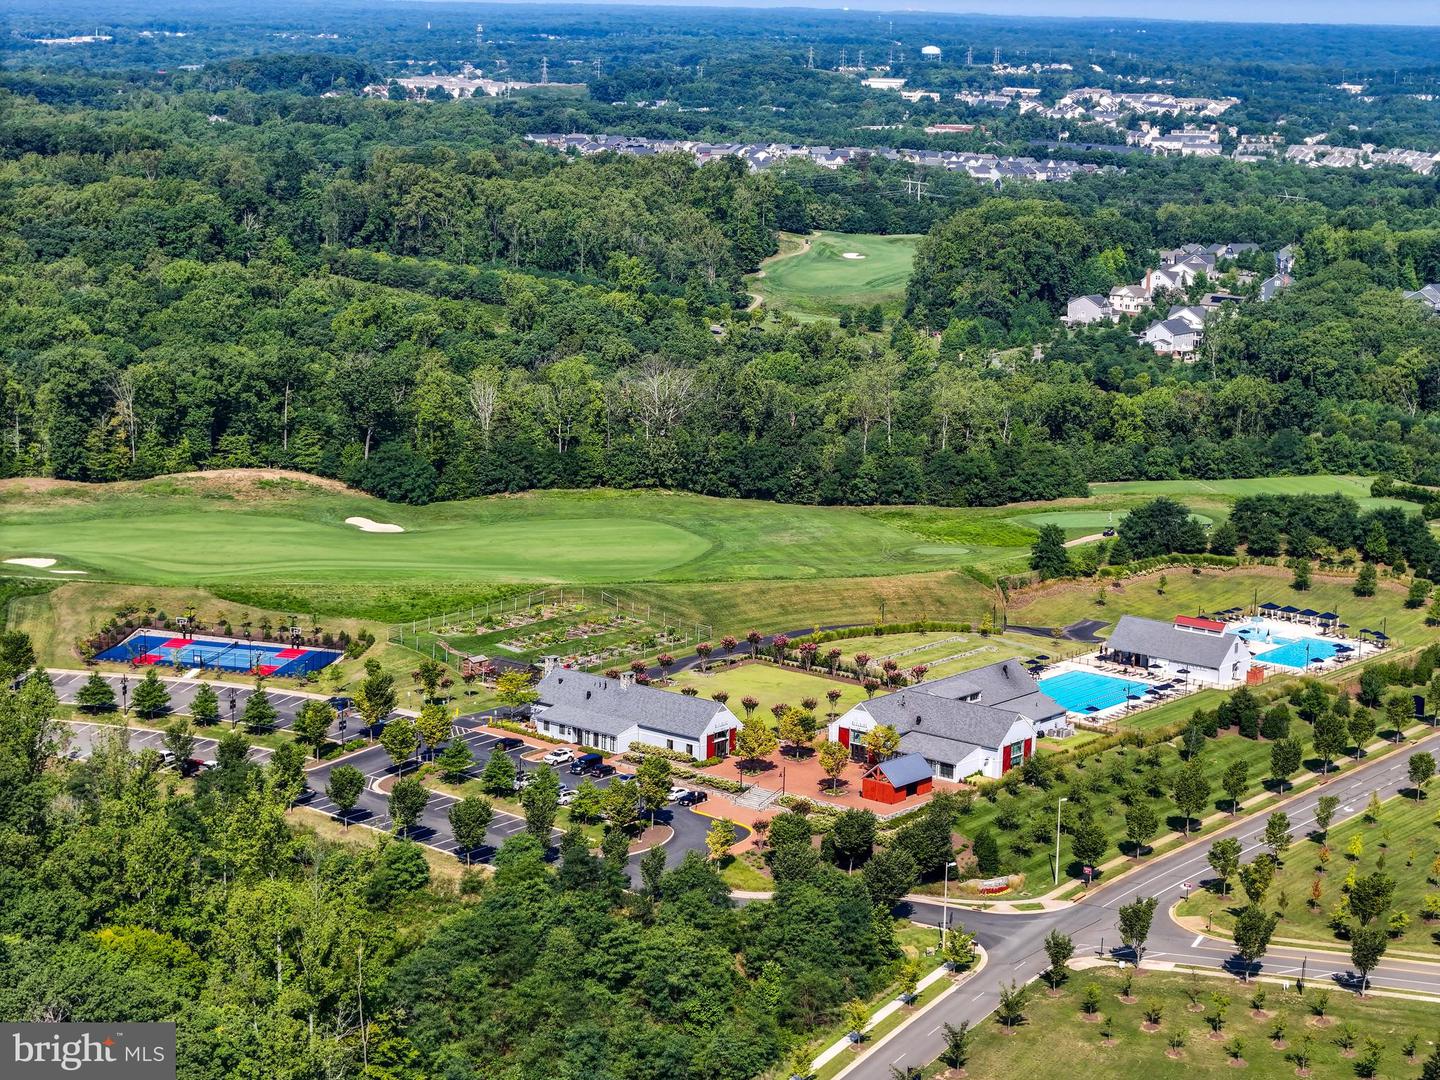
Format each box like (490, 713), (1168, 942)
(51, 569), (88, 575)
(345, 516), (405, 533)
(841, 252), (866, 259)
(5, 557), (56, 568)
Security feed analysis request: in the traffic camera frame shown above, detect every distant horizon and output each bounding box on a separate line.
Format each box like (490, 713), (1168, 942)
(396, 0), (1440, 29)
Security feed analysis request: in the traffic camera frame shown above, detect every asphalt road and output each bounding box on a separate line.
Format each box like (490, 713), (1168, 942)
(845, 725), (1440, 1080)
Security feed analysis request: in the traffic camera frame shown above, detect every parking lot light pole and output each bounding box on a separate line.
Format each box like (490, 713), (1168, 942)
(941, 859), (958, 949)
(120, 675), (129, 716)
(1053, 796), (1069, 885)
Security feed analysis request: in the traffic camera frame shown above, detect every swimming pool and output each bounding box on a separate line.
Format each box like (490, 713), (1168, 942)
(95, 631), (341, 676)
(1038, 670), (1153, 714)
(1253, 638), (1339, 669)
(1227, 619), (1339, 669)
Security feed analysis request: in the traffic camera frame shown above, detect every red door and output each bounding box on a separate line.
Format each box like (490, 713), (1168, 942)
(838, 726), (850, 748)
(1001, 744), (1013, 773)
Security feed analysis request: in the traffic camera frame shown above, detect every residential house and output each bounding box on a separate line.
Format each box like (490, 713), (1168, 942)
(532, 668), (738, 758)
(1108, 283), (1151, 315)
(1141, 317), (1202, 355)
(1403, 284), (1440, 313)
(1103, 615), (1252, 685)
(1167, 304), (1210, 331)
(1065, 295), (1116, 325)
(1259, 273), (1292, 302)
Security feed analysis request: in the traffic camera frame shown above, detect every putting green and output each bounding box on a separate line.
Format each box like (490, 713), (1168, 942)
(750, 231), (919, 315)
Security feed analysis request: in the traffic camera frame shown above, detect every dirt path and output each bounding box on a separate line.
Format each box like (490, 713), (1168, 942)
(1063, 532), (1107, 548)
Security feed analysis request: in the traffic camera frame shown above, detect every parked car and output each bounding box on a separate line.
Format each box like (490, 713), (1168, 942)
(613, 772), (636, 784)
(542, 747), (574, 765)
(327, 695), (353, 713)
(556, 787), (576, 806)
(513, 771), (535, 791)
(665, 786), (689, 802)
(569, 752), (603, 775)
(494, 736), (524, 752)
(590, 763), (617, 779)
(157, 749), (177, 768)
(675, 790), (709, 806)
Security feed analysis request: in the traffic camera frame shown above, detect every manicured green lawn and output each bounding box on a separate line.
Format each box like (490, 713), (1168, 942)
(1179, 788), (1440, 957)
(665, 661), (866, 722)
(792, 630), (1052, 682)
(929, 966), (1440, 1080)
(750, 231), (919, 316)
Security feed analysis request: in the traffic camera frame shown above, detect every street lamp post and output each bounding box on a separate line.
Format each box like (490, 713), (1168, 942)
(1053, 795), (1069, 885)
(120, 675), (129, 716)
(941, 859), (958, 949)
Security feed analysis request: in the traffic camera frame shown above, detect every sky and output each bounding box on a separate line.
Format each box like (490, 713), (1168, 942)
(476, 0), (1440, 27)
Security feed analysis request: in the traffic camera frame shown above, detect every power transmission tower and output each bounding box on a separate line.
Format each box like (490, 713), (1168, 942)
(903, 174), (930, 201)
(992, 46), (1000, 66)
(966, 45), (974, 66)
(857, 48), (864, 68)
(840, 47), (847, 69)
(807, 45), (814, 69)
(540, 55), (548, 84)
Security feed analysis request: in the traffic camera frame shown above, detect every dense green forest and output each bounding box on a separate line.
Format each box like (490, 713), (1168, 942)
(6, 2), (1440, 508)
(0, 662), (930, 1078)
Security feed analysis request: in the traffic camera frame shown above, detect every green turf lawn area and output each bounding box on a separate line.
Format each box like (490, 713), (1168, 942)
(748, 231), (919, 317)
(0, 475), (1044, 623)
(793, 629), (1060, 682)
(665, 661), (866, 723)
(1010, 566), (1424, 645)
(1178, 789), (1440, 958)
(929, 966), (1440, 1080)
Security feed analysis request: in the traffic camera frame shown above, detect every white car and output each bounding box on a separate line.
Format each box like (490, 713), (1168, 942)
(542, 748), (574, 765)
(666, 786), (689, 803)
(556, 787), (576, 806)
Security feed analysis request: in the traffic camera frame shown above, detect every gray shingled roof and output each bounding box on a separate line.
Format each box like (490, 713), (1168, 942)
(861, 690), (1023, 750)
(536, 702), (635, 738)
(911, 660), (1064, 721)
(873, 753), (934, 788)
(1105, 616), (1246, 668)
(536, 669), (726, 739)
(898, 728), (984, 766)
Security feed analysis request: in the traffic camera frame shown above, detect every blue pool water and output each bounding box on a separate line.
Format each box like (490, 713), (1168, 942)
(1038, 670), (1153, 714)
(1253, 638), (1339, 669)
(1226, 620), (1339, 669)
(95, 631), (341, 676)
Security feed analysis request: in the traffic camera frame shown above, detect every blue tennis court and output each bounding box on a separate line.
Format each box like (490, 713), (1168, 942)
(1038, 670), (1153, 714)
(96, 631), (341, 676)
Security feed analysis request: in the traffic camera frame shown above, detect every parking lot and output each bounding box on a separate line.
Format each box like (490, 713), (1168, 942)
(49, 669), (374, 738)
(62, 719), (272, 765)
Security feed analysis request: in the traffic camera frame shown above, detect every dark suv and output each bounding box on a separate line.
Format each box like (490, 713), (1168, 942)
(569, 752), (604, 775)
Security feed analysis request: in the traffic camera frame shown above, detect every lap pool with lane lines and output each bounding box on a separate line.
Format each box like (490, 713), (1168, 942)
(1037, 670), (1153, 713)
